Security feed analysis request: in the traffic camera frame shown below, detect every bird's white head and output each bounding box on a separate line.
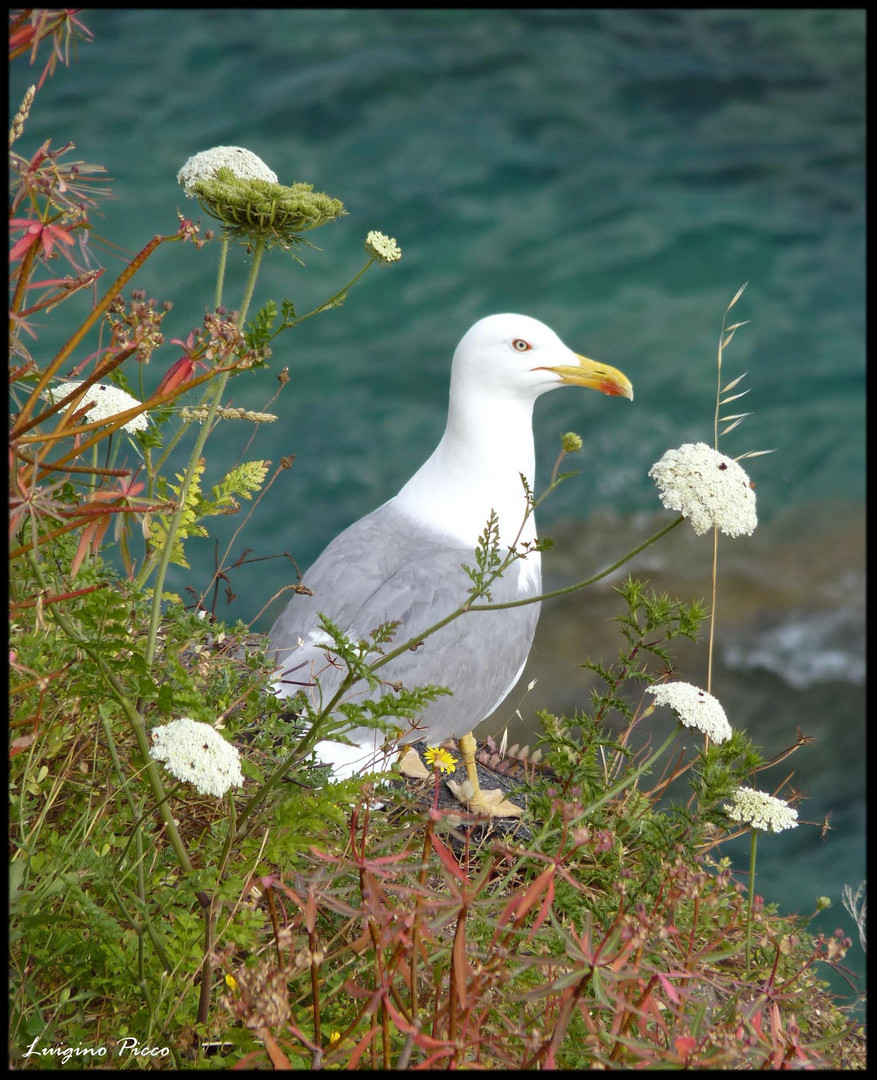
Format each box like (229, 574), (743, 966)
(393, 312), (633, 549)
(451, 313), (634, 403)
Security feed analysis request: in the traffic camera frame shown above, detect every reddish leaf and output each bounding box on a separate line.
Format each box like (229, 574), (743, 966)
(10, 734), (37, 758)
(498, 862), (555, 936)
(344, 1027), (380, 1070)
(9, 224), (41, 262)
(155, 356), (199, 397)
(674, 1036), (697, 1059)
(382, 993), (421, 1037)
(258, 1028), (292, 1069)
(272, 879), (305, 908)
(429, 832), (469, 887)
(655, 971), (682, 1005)
(69, 514), (110, 577)
(527, 865), (556, 938)
(305, 889), (317, 934)
(416, 1046), (456, 1068)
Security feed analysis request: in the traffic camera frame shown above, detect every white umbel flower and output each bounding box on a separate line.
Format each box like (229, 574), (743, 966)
(646, 681), (733, 744)
(365, 230), (402, 263)
(43, 381), (148, 433)
(149, 717), (244, 798)
(724, 786), (799, 833)
(177, 146), (278, 195)
(648, 442), (757, 537)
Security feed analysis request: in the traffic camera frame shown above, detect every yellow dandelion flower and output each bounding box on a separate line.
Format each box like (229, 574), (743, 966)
(225, 973), (238, 991)
(424, 746), (457, 774)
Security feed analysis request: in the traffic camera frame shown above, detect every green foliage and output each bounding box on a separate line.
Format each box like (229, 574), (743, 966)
(245, 298), (297, 350)
(287, 615), (453, 751)
(211, 460), (270, 508)
(149, 459), (270, 568)
(462, 509), (503, 600)
(8, 12), (408, 1066)
(462, 499), (554, 603)
(7, 14), (862, 1072)
(149, 460), (209, 567)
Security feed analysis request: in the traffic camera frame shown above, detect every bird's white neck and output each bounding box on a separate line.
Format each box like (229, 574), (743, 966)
(391, 387), (538, 550)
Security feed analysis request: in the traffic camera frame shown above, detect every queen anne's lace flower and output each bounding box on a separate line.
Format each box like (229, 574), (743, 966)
(43, 381), (148, 433)
(177, 146), (278, 193)
(646, 681), (733, 743)
(149, 717), (244, 798)
(724, 786), (798, 833)
(178, 147), (344, 248)
(365, 230), (402, 263)
(649, 442), (757, 537)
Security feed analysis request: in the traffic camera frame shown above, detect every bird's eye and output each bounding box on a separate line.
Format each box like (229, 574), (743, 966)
(512, 339), (532, 352)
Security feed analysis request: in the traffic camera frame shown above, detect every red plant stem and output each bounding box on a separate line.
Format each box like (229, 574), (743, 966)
(609, 972), (659, 1063)
(358, 855), (392, 1068)
(9, 238), (39, 316)
(687, 895), (700, 965)
(411, 824), (433, 1020)
(532, 967), (594, 1069)
(449, 909), (464, 1050)
(16, 364), (233, 489)
(14, 453), (130, 477)
(9, 517), (102, 561)
(9, 502), (171, 562)
(309, 939), (322, 1048)
(13, 343), (139, 449)
(12, 232), (178, 434)
(8, 9), (32, 37)
(18, 268), (105, 317)
(55, 502), (169, 518)
(196, 897), (215, 1026)
(265, 886), (284, 968)
(10, 582), (106, 610)
(8, 9), (69, 60)
(20, 343), (140, 439)
(773, 940), (827, 995)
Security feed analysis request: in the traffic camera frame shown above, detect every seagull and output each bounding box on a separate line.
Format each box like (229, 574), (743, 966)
(269, 313), (633, 815)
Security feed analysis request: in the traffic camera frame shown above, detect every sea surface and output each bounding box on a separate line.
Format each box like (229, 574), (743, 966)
(11, 9), (865, 994)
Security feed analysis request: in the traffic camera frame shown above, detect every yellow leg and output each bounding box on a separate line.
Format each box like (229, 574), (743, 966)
(447, 731), (523, 818)
(458, 731), (481, 789)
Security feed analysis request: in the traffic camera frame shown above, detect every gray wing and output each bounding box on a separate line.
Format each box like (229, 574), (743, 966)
(268, 501), (541, 746)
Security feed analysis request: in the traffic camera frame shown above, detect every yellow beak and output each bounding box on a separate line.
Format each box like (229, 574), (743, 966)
(536, 353), (634, 401)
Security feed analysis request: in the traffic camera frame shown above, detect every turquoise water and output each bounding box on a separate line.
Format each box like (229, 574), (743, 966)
(12, 10), (865, 992)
